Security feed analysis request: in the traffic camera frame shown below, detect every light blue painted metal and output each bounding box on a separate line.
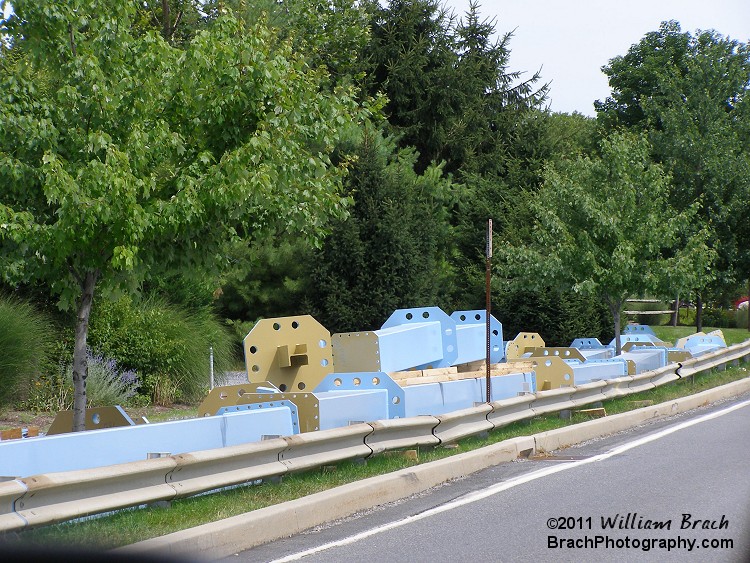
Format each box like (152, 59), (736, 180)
(403, 383), (446, 417)
(610, 333), (662, 347)
(580, 348), (614, 360)
(620, 347), (669, 373)
(681, 334), (726, 356)
(381, 307), (459, 369)
(570, 337), (608, 349)
(316, 389), (389, 430)
(440, 379), (481, 413)
(315, 372), (405, 419)
(480, 372), (535, 401)
(0, 408), (295, 478)
(570, 358), (629, 384)
(623, 324), (657, 336)
(450, 310), (504, 364)
(216, 401), (300, 435)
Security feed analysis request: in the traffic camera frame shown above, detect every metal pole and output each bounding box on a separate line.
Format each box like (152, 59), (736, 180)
(209, 346), (215, 391)
(486, 219), (492, 404)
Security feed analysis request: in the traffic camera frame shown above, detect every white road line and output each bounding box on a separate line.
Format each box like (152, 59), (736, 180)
(270, 398), (750, 562)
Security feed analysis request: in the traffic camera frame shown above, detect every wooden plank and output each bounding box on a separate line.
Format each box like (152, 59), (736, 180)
(0, 428), (22, 441)
(623, 310), (675, 315)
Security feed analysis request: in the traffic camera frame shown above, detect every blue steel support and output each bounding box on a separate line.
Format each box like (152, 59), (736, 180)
(380, 307), (459, 370)
(450, 310), (504, 365)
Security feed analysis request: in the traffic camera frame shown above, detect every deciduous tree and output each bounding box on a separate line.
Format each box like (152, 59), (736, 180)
(0, 0), (364, 429)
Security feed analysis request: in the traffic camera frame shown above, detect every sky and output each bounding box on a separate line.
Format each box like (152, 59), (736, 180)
(3, 1), (748, 116)
(445, 0), (750, 116)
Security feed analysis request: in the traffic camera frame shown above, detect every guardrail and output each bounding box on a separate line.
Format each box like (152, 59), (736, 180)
(1, 340), (748, 533)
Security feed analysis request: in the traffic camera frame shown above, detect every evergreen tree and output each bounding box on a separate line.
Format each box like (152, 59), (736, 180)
(305, 127), (454, 332)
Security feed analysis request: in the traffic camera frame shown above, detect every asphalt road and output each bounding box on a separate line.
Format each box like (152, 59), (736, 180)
(224, 395), (750, 563)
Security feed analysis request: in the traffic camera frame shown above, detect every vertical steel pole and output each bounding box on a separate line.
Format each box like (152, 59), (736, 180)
(209, 346), (215, 391)
(486, 219), (492, 404)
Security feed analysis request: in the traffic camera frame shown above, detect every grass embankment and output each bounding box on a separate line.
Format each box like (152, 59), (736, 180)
(6, 327), (750, 550)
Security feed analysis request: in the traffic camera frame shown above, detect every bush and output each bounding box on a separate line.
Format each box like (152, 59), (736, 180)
(735, 306), (748, 331)
(88, 296), (236, 405)
(65, 351), (140, 407)
(0, 295), (53, 407)
(701, 308), (737, 328)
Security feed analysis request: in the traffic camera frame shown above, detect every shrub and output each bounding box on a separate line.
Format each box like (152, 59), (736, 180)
(88, 296), (236, 405)
(65, 351), (140, 407)
(0, 295), (53, 407)
(701, 308), (737, 328)
(736, 306), (748, 331)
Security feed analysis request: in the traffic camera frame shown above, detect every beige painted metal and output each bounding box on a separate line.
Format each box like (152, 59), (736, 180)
(331, 331), (380, 373)
(167, 439), (289, 497)
(15, 457), (178, 528)
(47, 406), (135, 435)
(509, 355), (574, 390)
(668, 349), (693, 363)
(365, 417), (441, 454)
(433, 404), (493, 444)
(198, 382), (278, 417)
(243, 316), (333, 393)
(278, 424), (374, 472)
(199, 385), (321, 433)
(527, 347), (586, 363)
(505, 332), (545, 360)
(0, 480), (26, 532)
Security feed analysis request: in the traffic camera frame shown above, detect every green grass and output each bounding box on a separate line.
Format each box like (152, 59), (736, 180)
(8, 348), (749, 551)
(650, 325), (748, 346)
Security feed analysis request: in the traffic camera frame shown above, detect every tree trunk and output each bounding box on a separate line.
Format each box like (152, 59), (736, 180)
(671, 293), (679, 327)
(72, 271), (98, 432)
(695, 293), (703, 332)
(162, 0), (172, 41)
(606, 297), (623, 356)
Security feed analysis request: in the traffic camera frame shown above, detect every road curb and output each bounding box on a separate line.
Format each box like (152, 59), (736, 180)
(122, 376), (750, 559)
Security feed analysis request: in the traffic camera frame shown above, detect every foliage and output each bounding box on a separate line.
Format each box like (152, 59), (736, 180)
(0, 295), (53, 407)
(0, 1), (366, 427)
(596, 21), (750, 301)
(88, 296), (235, 405)
(497, 132), (714, 353)
(64, 351), (140, 407)
(362, 0), (547, 175)
(494, 284), (612, 347)
(304, 127), (455, 333)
